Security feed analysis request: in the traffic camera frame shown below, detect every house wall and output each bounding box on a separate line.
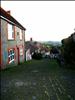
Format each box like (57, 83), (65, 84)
(0, 19), (1, 68)
(1, 19), (8, 69)
(15, 26), (25, 63)
(1, 18), (25, 69)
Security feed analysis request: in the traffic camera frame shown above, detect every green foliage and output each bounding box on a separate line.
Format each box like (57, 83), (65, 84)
(61, 33), (75, 66)
(32, 52), (42, 60)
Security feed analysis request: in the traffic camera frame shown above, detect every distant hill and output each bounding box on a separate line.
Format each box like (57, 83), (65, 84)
(40, 41), (62, 46)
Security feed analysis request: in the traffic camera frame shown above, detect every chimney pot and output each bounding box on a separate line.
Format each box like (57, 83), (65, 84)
(7, 11), (11, 15)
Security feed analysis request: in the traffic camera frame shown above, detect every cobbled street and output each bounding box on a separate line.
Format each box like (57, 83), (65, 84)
(1, 59), (75, 100)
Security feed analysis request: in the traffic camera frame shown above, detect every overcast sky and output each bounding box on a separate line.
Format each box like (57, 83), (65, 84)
(1, 1), (75, 41)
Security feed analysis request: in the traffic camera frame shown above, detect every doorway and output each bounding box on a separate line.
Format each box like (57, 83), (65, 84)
(17, 47), (20, 64)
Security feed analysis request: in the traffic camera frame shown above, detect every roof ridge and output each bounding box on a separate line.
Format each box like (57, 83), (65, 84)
(0, 7), (26, 30)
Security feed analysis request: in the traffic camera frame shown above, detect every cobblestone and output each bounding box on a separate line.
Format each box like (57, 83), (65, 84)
(1, 59), (75, 100)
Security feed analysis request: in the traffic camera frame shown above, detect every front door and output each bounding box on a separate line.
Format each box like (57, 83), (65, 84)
(17, 47), (20, 64)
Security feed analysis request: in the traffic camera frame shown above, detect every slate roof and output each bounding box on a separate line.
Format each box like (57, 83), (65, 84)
(0, 7), (26, 30)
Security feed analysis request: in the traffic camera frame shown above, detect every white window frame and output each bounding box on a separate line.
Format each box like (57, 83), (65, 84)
(8, 23), (14, 40)
(20, 29), (22, 40)
(8, 49), (15, 64)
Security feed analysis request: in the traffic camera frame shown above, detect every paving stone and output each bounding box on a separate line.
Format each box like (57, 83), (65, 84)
(1, 59), (75, 100)
(32, 70), (39, 73)
(32, 96), (37, 100)
(15, 81), (24, 87)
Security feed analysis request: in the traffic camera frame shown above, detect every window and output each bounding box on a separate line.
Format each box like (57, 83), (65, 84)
(20, 29), (22, 40)
(8, 23), (15, 40)
(8, 49), (15, 64)
(17, 32), (19, 36)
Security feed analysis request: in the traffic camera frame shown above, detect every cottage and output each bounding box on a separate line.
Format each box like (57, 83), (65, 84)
(0, 7), (26, 69)
(25, 49), (32, 61)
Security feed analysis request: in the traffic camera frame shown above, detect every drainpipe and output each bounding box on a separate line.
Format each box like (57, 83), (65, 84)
(24, 30), (26, 61)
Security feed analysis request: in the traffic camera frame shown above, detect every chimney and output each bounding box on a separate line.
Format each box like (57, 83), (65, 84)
(30, 37), (32, 42)
(7, 10), (11, 15)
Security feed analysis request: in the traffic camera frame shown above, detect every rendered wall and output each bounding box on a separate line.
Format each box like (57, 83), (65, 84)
(1, 18), (25, 69)
(1, 19), (8, 69)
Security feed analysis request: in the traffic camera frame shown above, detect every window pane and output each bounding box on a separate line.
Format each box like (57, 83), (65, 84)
(20, 29), (22, 40)
(9, 57), (11, 61)
(13, 49), (14, 53)
(10, 56), (11, 60)
(10, 50), (12, 55)
(8, 24), (14, 40)
(12, 55), (14, 59)
(8, 49), (15, 63)
(12, 26), (14, 32)
(17, 32), (19, 35)
(12, 49), (14, 54)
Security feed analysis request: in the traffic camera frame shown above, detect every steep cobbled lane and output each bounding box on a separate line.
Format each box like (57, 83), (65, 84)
(1, 59), (75, 100)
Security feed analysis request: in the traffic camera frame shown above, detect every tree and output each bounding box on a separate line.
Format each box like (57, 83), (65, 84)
(61, 33), (75, 66)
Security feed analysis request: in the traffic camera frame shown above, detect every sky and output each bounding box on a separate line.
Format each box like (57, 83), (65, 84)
(1, 1), (75, 41)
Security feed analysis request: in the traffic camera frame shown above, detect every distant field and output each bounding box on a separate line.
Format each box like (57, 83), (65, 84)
(1, 59), (75, 100)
